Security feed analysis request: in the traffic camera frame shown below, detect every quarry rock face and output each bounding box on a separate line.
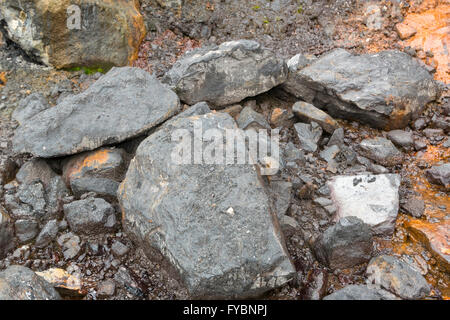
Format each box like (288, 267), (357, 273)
(0, 0), (146, 68)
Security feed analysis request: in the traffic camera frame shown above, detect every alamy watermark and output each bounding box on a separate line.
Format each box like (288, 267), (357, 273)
(170, 120), (280, 176)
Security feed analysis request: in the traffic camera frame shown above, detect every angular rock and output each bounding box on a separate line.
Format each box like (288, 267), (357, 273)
(406, 219), (450, 272)
(13, 67), (181, 158)
(270, 108), (294, 128)
(64, 197), (116, 235)
(0, 0), (146, 68)
(313, 217), (373, 269)
(283, 53), (317, 102)
(0, 206), (14, 259)
(15, 159), (56, 189)
(320, 145), (340, 163)
(236, 106), (270, 131)
(35, 219), (59, 248)
(366, 255), (431, 299)
(401, 196), (425, 218)
(118, 112), (295, 298)
(282, 49), (438, 129)
(0, 265), (61, 300)
(45, 176), (70, 219)
(327, 128), (345, 147)
(57, 232), (81, 260)
(425, 163), (450, 188)
(294, 122), (322, 152)
(387, 130), (414, 150)
(36, 268), (83, 297)
(111, 241), (129, 258)
(292, 101), (338, 134)
(16, 181), (46, 217)
(323, 284), (398, 300)
(269, 180), (292, 219)
(163, 40), (288, 107)
(356, 137), (403, 166)
(14, 219), (39, 244)
(0, 156), (17, 185)
(12, 93), (50, 124)
(329, 174), (401, 236)
(70, 177), (119, 199)
(97, 279), (116, 298)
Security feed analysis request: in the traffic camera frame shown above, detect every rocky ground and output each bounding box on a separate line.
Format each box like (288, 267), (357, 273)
(0, 0), (448, 300)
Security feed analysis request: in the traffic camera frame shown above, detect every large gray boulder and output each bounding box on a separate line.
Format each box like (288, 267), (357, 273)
(12, 93), (50, 125)
(163, 40), (288, 108)
(118, 111), (295, 298)
(329, 174), (400, 236)
(0, 265), (61, 300)
(13, 67), (181, 158)
(283, 49), (439, 129)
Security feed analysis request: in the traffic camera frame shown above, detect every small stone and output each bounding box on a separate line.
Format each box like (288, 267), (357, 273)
(292, 101), (338, 134)
(366, 255), (431, 299)
(35, 219), (59, 248)
(357, 137), (403, 166)
(313, 217), (373, 269)
(327, 128), (344, 147)
(425, 163), (450, 188)
(269, 181), (292, 219)
(97, 279), (116, 298)
(294, 122), (323, 152)
(387, 130), (414, 150)
(395, 23), (417, 40)
(0, 206), (14, 258)
(401, 197), (425, 218)
(270, 108), (294, 128)
(14, 219), (39, 244)
(57, 233), (81, 260)
(319, 145), (340, 163)
(414, 139), (428, 151)
(36, 268), (83, 297)
(15, 159), (57, 189)
(236, 106), (270, 131)
(111, 241), (129, 258)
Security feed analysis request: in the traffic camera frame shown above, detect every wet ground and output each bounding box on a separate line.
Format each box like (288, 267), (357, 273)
(0, 0), (448, 299)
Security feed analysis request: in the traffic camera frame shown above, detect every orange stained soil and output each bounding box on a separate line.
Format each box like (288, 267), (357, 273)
(393, 143), (450, 298)
(396, 0), (450, 84)
(0, 72), (6, 88)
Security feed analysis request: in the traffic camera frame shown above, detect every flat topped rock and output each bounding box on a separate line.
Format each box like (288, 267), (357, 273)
(283, 49), (439, 129)
(13, 67), (181, 158)
(163, 40), (288, 108)
(118, 111), (295, 298)
(329, 174), (401, 236)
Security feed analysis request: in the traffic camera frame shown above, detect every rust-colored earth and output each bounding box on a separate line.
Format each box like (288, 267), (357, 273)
(396, 0), (450, 84)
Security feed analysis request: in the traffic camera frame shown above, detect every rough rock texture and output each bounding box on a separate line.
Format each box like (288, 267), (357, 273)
(329, 174), (401, 236)
(366, 255), (431, 300)
(313, 217), (373, 269)
(0, 265), (61, 300)
(236, 106), (270, 131)
(0, 156), (17, 185)
(163, 40), (288, 108)
(425, 163), (450, 188)
(282, 49), (438, 129)
(12, 93), (50, 124)
(0, 206), (14, 259)
(0, 0), (146, 68)
(294, 122), (322, 153)
(356, 137), (403, 166)
(63, 197), (116, 235)
(35, 219), (58, 248)
(118, 112), (295, 298)
(13, 67), (181, 158)
(15, 159), (56, 189)
(387, 130), (414, 150)
(292, 101), (338, 134)
(323, 284), (398, 300)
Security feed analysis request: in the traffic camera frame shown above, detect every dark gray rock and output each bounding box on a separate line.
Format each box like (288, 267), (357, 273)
(0, 265), (61, 300)
(323, 284), (398, 300)
(163, 40), (288, 108)
(269, 180), (292, 219)
(292, 101), (338, 134)
(282, 49), (438, 129)
(35, 219), (58, 248)
(425, 163), (450, 188)
(313, 217), (373, 269)
(46, 176), (70, 219)
(387, 130), (414, 150)
(283, 53), (318, 102)
(13, 67), (181, 158)
(327, 128), (345, 147)
(294, 122), (323, 152)
(236, 106), (270, 130)
(14, 219), (39, 244)
(401, 196), (425, 218)
(0, 206), (14, 259)
(0, 156), (17, 185)
(329, 174), (400, 236)
(118, 112), (295, 298)
(16, 181), (46, 218)
(12, 93), (50, 124)
(366, 255), (431, 299)
(356, 137), (403, 166)
(63, 197), (116, 235)
(70, 177), (119, 199)
(319, 145), (340, 163)
(15, 159), (57, 190)
(414, 139), (428, 151)
(356, 156), (389, 174)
